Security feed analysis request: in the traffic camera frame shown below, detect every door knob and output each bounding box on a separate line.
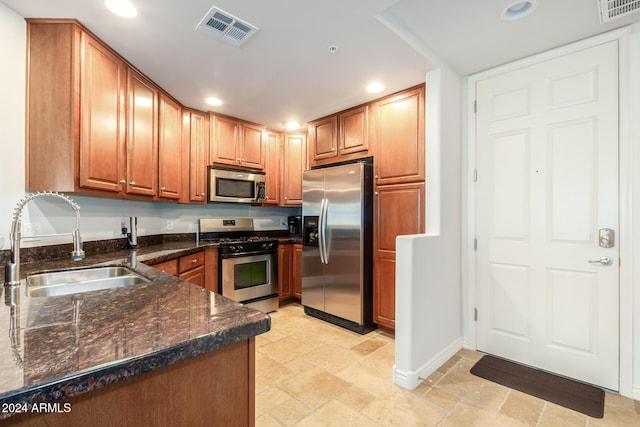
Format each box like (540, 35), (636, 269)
(588, 256), (613, 266)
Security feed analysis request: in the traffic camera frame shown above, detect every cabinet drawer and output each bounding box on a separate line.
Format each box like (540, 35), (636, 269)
(179, 251), (205, 273)
(153, 259), (178, 276)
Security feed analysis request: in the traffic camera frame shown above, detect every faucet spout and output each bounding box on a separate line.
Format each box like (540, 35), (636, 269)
(4, 192), (85, 286)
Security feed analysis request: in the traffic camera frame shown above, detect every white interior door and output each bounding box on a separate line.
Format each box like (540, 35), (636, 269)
(475, 41), (619, 390)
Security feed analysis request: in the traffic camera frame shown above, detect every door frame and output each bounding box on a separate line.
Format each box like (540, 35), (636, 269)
(464, 27), (634, 397)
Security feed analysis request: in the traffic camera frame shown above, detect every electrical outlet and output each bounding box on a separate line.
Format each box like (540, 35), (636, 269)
(166, 220), (174, 230)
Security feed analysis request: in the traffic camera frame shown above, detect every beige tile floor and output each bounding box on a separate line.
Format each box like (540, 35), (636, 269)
(255, 302), (640, 426)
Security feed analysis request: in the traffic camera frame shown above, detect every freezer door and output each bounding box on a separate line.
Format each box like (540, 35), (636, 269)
(323, 163), (364, 324)
(302, 169), (325, 311)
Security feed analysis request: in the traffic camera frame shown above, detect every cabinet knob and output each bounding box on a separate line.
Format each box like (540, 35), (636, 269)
(192, 259), (197, 263)
(119, 179), (126, 184)
(129, 181), (136, 186)
(374, 175), (379, 179)
(339, 146), (344, 150)
(284, 197), (288, 200)
(200, 192), (205, 196)
(374, 192), (379, 196)
(161, 186), (167, 191)
(331, 148), (336, 151)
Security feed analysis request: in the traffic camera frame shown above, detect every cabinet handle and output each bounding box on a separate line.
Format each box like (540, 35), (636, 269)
(129, 181), (136, 186)
(119, 179), (126, 184)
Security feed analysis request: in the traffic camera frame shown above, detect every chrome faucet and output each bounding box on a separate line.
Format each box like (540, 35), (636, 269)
(4, 192), (85, 286)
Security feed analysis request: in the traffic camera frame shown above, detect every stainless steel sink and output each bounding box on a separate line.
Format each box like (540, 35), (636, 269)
(26, 266), (150, 297)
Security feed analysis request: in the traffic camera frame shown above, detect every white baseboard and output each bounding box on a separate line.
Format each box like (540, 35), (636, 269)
(393, 337), (463, 390)
(632, 384), (640, 401)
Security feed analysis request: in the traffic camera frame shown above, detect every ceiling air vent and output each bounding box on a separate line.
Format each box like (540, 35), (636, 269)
(597, 0), (640, 23)
(195, 6), (258, 46)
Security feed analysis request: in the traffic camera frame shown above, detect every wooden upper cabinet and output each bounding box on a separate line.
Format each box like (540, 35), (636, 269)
(78, 30), (127, 194)
(371, 85), (425, 185)
(210, 114), (265, 170)
(281, 134), (306, 206)
(211, 115), (239, 166)
(240, 123), (265, 169)
(126, 69), (158, 197)
(310, 115), (338, 162)
(181, 109), (209, 203)
(339, 105), (369, 155)
(309, 105), (370, 167)
(263, 130), (281, 205)
(158, 94), (182, 200)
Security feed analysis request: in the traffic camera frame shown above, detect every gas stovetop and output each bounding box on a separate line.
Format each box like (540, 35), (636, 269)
(199, 218), (278, 254)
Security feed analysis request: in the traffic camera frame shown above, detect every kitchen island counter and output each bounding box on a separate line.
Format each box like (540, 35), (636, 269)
(0, 243), (270, 425)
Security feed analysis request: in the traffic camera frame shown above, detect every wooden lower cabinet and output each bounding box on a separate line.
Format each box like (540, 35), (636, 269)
(277, 244), (292, 301)
(277, 243), (302, 302)
(6, 340), (256, 427)
(373, 182), (425, 330)
(150, 250), (216, 292)
(292, 244), (302, 299)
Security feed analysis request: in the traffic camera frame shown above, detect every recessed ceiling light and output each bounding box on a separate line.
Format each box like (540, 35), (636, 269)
(104, 0), (138, 18)
(328, 45), (338, 54)
(206, 97), (223, 106)
(285, 121), (301, 130)
(366, 82), (384, 93)
(501, 1), (537, 21)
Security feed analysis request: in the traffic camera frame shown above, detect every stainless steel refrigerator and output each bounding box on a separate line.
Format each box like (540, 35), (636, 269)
(301, 161), (374, 334)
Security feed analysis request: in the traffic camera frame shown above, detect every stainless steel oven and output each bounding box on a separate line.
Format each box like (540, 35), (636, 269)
(199, 218), (279, 313)
(220, 247), (278, 313)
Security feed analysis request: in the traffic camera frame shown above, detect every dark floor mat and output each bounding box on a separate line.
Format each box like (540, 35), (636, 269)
(470, 355), (605, 418)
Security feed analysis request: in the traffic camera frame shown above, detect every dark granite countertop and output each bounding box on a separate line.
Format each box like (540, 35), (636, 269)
(0, 241), (270, 419)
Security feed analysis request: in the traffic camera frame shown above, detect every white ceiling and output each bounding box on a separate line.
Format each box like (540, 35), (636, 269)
(2, 0), (639, 130)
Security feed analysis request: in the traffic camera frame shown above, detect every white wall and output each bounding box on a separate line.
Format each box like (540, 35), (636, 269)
(0, 4), (26, 250)
(630, 23), (640, 400)
(0, 3), (299, 250)
(394, 65), (462, 389)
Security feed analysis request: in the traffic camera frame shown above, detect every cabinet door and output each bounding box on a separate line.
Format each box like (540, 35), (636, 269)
(310, 115), (338, 163)
(282, 134), (306, 206)
(292, 244), (303, 299)
(188, 110), (209, 203)
(204, 247), (219, 293)
(264, 130), (281, 205)
(373, 182), (425, 329)
(339, 105), (368, 155)
(126, 69), (158, 197)
(180, 266), (205, 287)
(278, 244), (292, 301)
(158, 94), (182, 200)
(240, 123), (265, 169)
(211, 115), (239, 166)
(79, 32), (127, 193)
(372, 86), (425, 185)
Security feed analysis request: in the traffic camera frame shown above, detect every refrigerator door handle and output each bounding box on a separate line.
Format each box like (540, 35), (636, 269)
(322, 198), (330, 263)
(318, 198), (327, 264)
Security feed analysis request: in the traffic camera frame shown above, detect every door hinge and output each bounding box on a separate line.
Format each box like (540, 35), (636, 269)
(474, 308), (478, 321)
(473, 238), (477, 251)
(474, 100), (477, 113)
(474, 169), (478, 182)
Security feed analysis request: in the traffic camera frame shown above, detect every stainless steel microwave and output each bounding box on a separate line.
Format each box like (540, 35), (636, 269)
(208, 167), (267, 203)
